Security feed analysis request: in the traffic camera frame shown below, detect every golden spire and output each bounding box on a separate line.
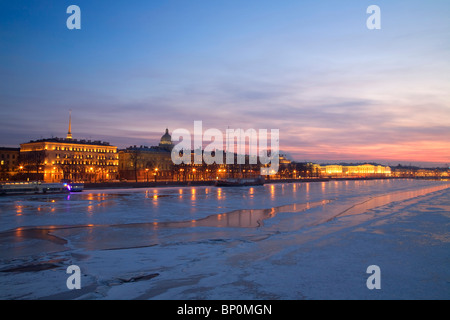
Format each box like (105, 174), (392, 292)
(66, 109), (73, 140)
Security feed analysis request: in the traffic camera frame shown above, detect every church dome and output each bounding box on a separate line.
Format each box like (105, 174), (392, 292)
(159, 129), (172, 148)
(160, 128), (171, 144)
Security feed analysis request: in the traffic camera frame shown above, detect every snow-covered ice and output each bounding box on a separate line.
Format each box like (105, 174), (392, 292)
(0, 179), (449, 299)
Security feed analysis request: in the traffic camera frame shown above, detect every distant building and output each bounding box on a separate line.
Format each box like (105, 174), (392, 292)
(345, 164), (391, 176)
(318, 164), (391, 177)
(119, 129), (174, 182)
(158, 128), (174, 151)
(323, 165), (343, 176)
(0, 147), (20, 181)
(19, 113), (118, 182)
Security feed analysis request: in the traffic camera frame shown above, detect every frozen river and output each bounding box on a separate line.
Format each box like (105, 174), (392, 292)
(0, 179), (449, 299)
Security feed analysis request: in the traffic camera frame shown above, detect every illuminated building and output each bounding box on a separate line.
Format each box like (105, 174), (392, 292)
(0, 147), (20, 181)
(119, 129), (174, 182)
(318, 164), (391, 177)
(159, 128), (173, 150)
(324, 165), (343, 176)
(19, 114), (118, 182)
(344, 164), (391, 176)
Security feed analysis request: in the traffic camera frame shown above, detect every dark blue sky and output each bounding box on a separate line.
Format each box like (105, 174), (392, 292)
(1, 0), (449, 165)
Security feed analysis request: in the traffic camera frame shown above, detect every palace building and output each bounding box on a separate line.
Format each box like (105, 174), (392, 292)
(118, 129), (174, 182)
(19, 113), (119, 182)
(318, 164), (391, 177)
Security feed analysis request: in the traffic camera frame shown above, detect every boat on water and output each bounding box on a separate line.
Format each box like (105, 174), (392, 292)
(61, 180), (84, 192)
(215, 176), (265, 187)
(0, 181), (84, 196)
(65, 182), (84, 192)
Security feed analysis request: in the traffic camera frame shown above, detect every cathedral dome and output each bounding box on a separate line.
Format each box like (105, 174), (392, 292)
(160, 128), (171, 144)
(159, 128), (173, 149)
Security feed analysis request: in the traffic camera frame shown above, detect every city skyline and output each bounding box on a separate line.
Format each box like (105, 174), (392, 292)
(2, 117), (447, 169)
(1, 1), (449, 167)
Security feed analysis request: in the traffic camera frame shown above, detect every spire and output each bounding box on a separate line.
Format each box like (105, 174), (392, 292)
(66, 109), (73, 140)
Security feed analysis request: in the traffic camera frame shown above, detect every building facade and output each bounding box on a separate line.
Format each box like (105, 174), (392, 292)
(119, 129), (174, 182)
(20, 138), (119, 182)
(318, 164), (391, 177)
(0, 147), (20, 181)
(19, 114), (118, 182)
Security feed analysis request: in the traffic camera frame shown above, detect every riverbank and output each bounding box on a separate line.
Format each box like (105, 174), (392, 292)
(83, 177), (397, 190)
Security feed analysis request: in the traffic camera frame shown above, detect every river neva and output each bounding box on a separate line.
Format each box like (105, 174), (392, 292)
(1, 179), (449, 299)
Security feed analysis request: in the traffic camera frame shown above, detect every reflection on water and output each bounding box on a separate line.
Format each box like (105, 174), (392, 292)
(15, 204), (23, 215)
(270, 184), (275, 200)
(305, 183), (310, 200)
(336, 184), (450, 218)
(1, 180), (450, 255)
(0, 199), (333, 255)
(150, 199), (331, 229)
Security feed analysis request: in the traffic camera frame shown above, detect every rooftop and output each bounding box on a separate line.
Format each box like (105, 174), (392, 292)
(0, 147), (20, 152)
(121, 145), (171, 153)
(22, 137), (113, 146)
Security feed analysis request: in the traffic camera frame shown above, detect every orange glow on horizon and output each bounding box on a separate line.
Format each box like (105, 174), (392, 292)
(282, 140), (450, 164)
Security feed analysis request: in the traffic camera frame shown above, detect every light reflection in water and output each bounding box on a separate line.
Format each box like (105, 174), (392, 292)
(4, 181), (449, 255)
(305, 183), (310, 200)
(337, 184), (450, 218)
(147, 199), (331, 229)
(15, 204), (23, 215)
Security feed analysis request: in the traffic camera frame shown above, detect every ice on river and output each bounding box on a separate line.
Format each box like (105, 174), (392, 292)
(0, 179), (449, 299)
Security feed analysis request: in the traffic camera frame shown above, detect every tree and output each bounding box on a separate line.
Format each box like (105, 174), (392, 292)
(0, 165), (10, 181)
(20, 149), (46, 181)
(128, 149), (144, 183)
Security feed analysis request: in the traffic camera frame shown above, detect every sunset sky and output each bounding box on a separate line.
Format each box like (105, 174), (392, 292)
(1, 0), (449, 166)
